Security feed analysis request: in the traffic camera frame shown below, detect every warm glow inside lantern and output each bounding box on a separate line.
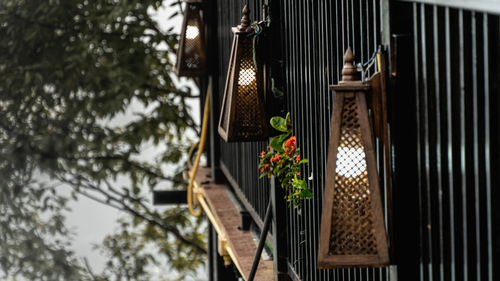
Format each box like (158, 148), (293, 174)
(175, 0), (206, 77)
(318, 48), (389, 268)
(217, 5), (267, 142)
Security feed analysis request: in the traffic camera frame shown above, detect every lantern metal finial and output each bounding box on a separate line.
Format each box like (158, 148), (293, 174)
(341, 47), (357, 82)
(238, 5), (251, 31)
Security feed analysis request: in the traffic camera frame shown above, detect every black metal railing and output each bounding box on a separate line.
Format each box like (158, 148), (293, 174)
(280, 1), (389, 280)
(210, 0), (500, 280)
(390, 2), (500, 281)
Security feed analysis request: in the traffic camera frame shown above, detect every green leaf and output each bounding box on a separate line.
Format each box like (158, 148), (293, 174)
(270, 134), (287, 153)
(270, 116), (287, 132)
(301, 188), (313, 199)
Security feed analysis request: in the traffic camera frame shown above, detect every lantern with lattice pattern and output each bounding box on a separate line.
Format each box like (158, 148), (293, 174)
(318, 47), (389, 268)
(218, 5), (267, 142)
(175, 0), (206, 77)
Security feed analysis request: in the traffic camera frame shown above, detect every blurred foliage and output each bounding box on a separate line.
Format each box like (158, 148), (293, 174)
(0, 0), (206, 280)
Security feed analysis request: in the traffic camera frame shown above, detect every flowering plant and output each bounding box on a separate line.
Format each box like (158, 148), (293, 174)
(258, 113), (312, 211)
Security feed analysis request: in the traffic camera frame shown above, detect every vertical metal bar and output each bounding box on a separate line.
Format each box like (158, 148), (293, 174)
(208, 224), (214, 281)
(311, 1), (320, 279)
(420, 4), (434, 281)
(298, 0), (305, 277)
(366, 0), (371, 77)
(346, 0), (351, 47)
(444, 7), (457, 281)
(373, 0), (377, 52)
(458, 9), (468, 281)
(304, 0), (310, 276)
(350, 0), (355, 51)
(432, 5), (445, 281)
(336, 1), (340, 83)
(381, 0), (391, 46)
(471, 11), (482, 281)
(287, 0), (297, 273)
(285, 0), (292, 268)
(317, 3), (327, 280)
(359, 0), (364, 62)
(296, 0), (302, 275)
(483, 13), (493, 281)
(248, 201), (273, 281)
(412, 3), (425, 281)
(295, 0), (301, 272)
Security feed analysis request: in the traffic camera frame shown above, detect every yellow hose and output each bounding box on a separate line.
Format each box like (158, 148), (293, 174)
(376, 52), (382, 72)
(187, 83), (211, 217)
(187, 141), (199, 167)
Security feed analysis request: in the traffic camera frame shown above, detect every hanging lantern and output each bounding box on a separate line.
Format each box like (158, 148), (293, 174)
(218, 5), (267, 142)
(175, 0), (206, 77)
(317, 47), (389, 268)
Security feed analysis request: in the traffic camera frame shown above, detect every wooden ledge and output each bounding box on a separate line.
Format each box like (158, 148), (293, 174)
(189, 166), (274, 281)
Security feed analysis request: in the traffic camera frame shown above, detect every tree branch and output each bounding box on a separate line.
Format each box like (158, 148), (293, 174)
(82, 258), (98, 281)
(62, 154), (186, 185)
(57, 174), (207, 255)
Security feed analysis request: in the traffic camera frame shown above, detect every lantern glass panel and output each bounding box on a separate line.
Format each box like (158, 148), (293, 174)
(233, 36), (262, 139)
(176, 1), (205, 76)
(182, 6), (202, 68)
(335, 99), (367, 178)
(185, 25), (200, 40)
(329, 97), (377, 256)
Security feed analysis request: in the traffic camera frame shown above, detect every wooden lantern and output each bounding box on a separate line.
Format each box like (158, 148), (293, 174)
(217, 5), (267, 142)
(318, 47), (389, 268)
(175, 0), (206, 77)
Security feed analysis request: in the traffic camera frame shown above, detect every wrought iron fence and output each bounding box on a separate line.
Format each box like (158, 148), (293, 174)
(390, 2), (500, 281)
(209, 0), (499, 280)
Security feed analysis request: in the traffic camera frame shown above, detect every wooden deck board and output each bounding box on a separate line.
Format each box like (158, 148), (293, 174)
(192, 167), (274, 281)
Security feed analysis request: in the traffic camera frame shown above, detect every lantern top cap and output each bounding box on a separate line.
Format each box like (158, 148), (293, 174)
(238, 5), (251, 31)
(340, 47), (357, 83)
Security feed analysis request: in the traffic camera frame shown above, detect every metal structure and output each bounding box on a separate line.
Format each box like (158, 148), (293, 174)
(390, 2), (500, 281)
(201, 0), (500, 280)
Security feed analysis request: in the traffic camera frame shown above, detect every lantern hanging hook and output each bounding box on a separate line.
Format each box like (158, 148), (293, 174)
(250, 14), (268, 78)
(356, 46), (384, 82)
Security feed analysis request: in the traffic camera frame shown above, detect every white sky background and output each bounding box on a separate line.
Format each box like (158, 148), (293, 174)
(63, 2), (204, 280)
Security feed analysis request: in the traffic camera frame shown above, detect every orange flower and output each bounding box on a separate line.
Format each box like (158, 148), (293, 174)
(296, 172), (301, 176)
(284, 136), (296, 154)
(295, 155), (300, 163)
(260, 164), (270, 173)
(260, 150), (266, 158)
(270, 153), (281, 162)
